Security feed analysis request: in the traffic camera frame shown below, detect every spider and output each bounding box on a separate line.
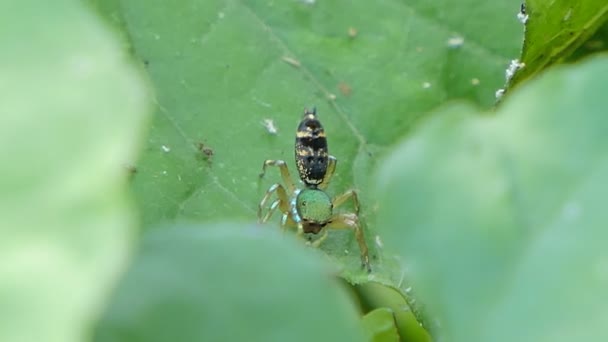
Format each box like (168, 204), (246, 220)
(258, 108), (371, 272)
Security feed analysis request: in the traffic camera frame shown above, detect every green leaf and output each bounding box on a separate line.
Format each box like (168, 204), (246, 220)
(376, 55), (608, 341)
(97, 0), (522, 283)
(507, 0), (608, 89)
(94, 224), (367, 342)
(362, 308), (400, 342)
(568, 21), (608, 61)
(0, 1), (150, 342)
(357, 283), (432, 342)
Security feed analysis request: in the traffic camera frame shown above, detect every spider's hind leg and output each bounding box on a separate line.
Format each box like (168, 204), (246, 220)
(318, 156), (337, 190)
(325, 213), (371, 272)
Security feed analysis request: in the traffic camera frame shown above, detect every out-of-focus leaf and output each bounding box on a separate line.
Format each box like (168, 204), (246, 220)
(0, 0), (150, 341)
(95, 224), (366, 342)
(376, 55), (608, 341)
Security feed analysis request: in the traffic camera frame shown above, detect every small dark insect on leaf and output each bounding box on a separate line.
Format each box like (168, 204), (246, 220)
(196, 142), (213, 159)
(196, 142), (214, 163)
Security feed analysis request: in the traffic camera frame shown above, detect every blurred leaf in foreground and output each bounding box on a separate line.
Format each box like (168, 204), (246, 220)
(377, 55), (608, 341)
(95, 224), (366, 342)
(0, 0), (150, 341)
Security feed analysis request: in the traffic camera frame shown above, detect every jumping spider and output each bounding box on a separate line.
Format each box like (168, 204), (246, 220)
(258, 108), (371, 272)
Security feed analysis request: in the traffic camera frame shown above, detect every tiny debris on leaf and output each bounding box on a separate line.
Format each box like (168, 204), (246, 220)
(517, 3), (529, 24)
(505, 59), (525, 81)
(196, 142), (214, 164)
(338, 82), (352, 96)
(348, 27), (358, 38)
(563, 8), (572, 21)
(375, 235), (384, 248)
(495, 88), (505, 100)
(282, 56), (301, 68)
(447, 36), (464, 48)
(262, 118), (278, 135)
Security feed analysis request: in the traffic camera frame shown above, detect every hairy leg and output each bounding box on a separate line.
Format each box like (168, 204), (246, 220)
(326, 213), (371, 272)
(259, 159), (296, 193)
(332, 189), (360, 215)
(318, 156), (337, 190)
(258, 183), (290, 223)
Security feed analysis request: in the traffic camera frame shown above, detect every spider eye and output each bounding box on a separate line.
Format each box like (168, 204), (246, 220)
(307, 156), (314, 163)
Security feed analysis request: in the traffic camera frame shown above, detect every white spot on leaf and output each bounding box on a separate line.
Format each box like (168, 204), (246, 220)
(495, 88), (505, 99)
(447, 36), (464, 48)
(505, 59), (525, 81)
(262, 119), (278, 135)
(375, 235), (384, 248)
(517, 4), (529, 24)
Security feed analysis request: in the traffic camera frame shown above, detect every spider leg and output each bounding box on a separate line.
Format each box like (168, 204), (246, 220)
(332, 188), (360, 215)
(258, 183), (290, 223)
(259, 159), (296, 193)
(325, 213), (371, 272)
(261, 199), (280, 223)
(310, 228), (329, 247)
(318, 156), (337, 190)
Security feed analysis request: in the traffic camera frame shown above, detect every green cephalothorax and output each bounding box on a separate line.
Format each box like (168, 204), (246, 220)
(296, 189), (332, 233)
(257, 108), (371, 272)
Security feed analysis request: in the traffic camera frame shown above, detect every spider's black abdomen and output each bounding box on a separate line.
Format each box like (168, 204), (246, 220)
(295, 108), (328, 186)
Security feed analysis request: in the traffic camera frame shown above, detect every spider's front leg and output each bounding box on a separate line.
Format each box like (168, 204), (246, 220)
(325, 212), (371, 272)
(332, 188), (360, 215)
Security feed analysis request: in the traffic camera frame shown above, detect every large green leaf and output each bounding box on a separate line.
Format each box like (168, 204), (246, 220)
(507, 0), (608, 89)
(95, 224), (366, 342)
(0, 1), (150, 341)
(94, 0), (522, 282)
(376, 55), (608, 341)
